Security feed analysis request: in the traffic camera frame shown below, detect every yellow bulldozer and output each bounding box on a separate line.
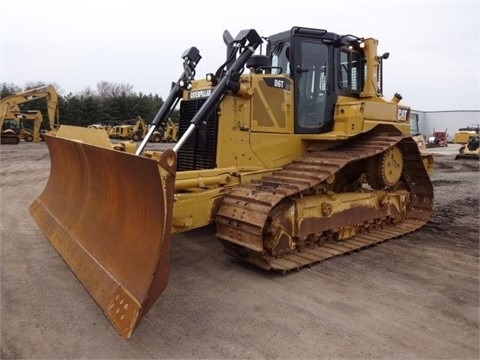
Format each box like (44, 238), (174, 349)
(30, 28), (434, 339)
(0, 85), (59, 144)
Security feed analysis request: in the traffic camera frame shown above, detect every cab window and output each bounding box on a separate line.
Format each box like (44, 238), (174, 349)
(339, 48), (362, 92)
(270, 43), (290, 75)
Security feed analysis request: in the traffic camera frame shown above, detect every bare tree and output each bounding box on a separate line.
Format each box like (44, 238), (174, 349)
(96, 81), (134, 98)
(77, 86), (96, 97)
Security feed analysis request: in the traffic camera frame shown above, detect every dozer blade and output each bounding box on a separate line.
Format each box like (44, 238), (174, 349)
(29, 132), (176, 339)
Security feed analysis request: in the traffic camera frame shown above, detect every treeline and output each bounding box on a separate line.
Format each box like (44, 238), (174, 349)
(1, 81), (176, 129)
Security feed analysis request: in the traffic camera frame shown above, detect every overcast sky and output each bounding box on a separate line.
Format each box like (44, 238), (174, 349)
(1, 0), (479, 111)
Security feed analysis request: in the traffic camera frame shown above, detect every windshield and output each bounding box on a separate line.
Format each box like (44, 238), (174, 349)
(339, 48), (363, 92)
(1, 119), (19, 131)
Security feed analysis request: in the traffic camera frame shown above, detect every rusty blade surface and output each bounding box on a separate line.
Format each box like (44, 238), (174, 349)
(29, 135), (176, 339)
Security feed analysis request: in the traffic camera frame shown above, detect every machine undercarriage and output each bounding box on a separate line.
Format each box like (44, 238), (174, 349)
(217, 128), (433, 270)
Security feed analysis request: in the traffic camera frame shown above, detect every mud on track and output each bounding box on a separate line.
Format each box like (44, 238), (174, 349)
(1, 142), (478, 359)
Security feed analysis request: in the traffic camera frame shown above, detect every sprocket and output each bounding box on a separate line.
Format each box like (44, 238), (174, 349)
(366, 145), (403, 189)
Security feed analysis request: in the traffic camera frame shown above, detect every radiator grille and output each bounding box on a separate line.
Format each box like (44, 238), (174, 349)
(177, 98), (218, 171)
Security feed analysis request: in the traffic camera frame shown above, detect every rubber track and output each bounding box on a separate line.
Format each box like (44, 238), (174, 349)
(216, 126), (434, 271)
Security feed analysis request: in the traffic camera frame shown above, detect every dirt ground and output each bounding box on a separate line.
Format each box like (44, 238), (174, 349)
(1, 141), (478, 359)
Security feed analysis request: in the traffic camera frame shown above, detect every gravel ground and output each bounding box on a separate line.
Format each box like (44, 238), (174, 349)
(1, 141), (478, 359)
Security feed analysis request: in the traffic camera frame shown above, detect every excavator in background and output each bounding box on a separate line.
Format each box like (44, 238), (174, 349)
(30, 27), (434, 339)
(8, 110), (44, 142)
(455, 133), (480, 160)
(453, 124), (479, 144)
(0, 85), (59, 144)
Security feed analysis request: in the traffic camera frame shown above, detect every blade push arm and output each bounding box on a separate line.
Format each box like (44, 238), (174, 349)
(136, 47), (201, 155)
(173, 29), (263, 153)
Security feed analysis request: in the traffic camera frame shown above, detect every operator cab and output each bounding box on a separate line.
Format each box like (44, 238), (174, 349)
(266, 27), (367, 134)
(1, 118), (20, 133)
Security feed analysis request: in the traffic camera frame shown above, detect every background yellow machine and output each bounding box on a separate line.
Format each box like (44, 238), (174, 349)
(8, 110), (44, 142)
(109, 116), (148, 141)
(453, 124), (479, 144)
(455, 133), (480, 160)
(0, 85), (59, 144)
(30, 28), (434, 339)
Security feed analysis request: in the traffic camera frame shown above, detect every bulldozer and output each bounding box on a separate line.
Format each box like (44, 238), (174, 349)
(30, 27), (434, 339)
(0, 85), (59, 144)
(455, 133), (479, 160)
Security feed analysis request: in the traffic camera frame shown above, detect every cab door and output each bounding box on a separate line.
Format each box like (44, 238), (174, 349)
(292, 37), (334, 134)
